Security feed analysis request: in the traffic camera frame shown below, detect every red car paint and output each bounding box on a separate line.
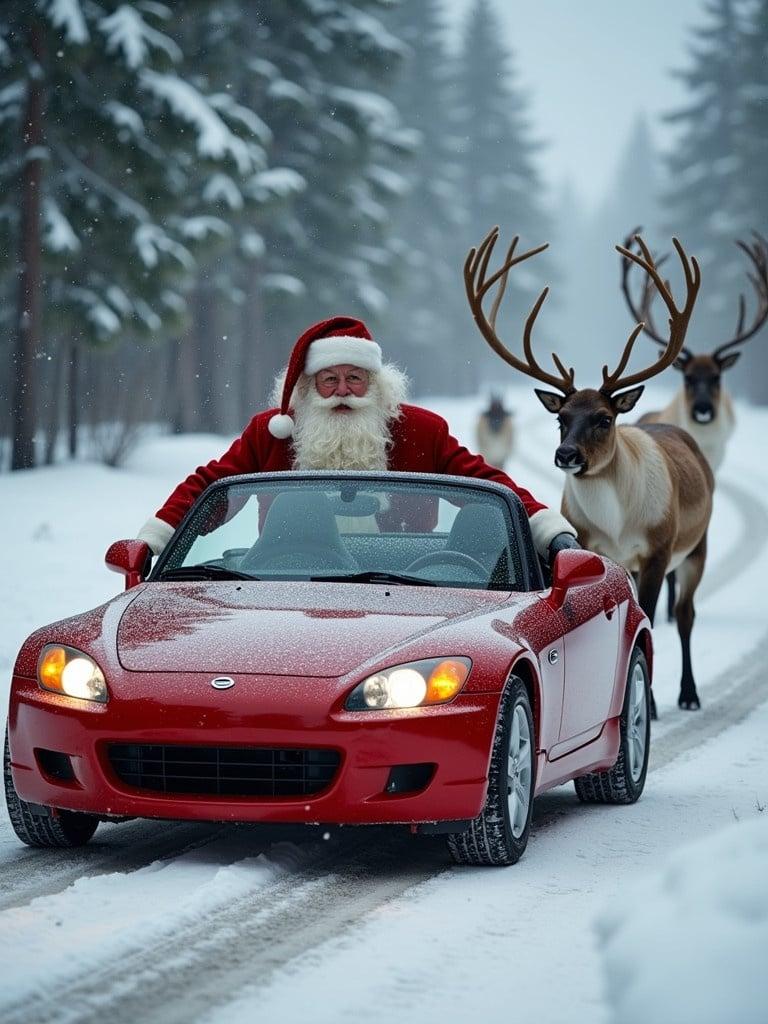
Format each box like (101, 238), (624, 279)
(7, 475), (651, 831)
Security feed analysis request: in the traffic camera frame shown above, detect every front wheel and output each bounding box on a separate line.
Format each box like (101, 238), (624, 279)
(4, 731), (99, 848)
(574, 646), (650, 804)
(448, 676), (535, 866)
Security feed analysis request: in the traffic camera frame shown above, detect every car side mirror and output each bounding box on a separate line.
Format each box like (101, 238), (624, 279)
(547, 549), (606, 610)
(105, 540), (152, 590)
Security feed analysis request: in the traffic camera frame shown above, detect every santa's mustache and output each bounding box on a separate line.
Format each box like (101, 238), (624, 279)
(313, 393), (374, 410)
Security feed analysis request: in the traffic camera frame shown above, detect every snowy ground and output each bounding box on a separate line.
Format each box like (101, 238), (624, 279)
(1, 386), (767, 1023)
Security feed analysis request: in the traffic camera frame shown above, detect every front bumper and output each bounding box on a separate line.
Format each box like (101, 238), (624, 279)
(7, 672), (501, 826)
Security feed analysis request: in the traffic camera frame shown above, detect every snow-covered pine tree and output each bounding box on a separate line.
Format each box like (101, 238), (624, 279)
(740, 0), (768, 230)
(584, 114), (665, 369)
(662, 0), (753, 350)
(733, 0), (768, 402)
(234, 1), (412, 407)
(452, 0), (553, 389)
(383, 0), (468, 395)
(0, 0), (270, 468)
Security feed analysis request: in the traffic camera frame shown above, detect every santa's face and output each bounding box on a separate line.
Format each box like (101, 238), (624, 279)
(314, 364), (370, 404)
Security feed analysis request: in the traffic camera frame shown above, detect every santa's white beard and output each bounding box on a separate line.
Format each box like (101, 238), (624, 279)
(290, 375), (399, 471)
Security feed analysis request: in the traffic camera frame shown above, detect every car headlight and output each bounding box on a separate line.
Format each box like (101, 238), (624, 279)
(37, 645), (108, 703)
(346, 657), (471, 711)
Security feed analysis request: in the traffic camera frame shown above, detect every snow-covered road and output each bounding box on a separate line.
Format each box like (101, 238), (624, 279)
(2, 388), (767, 1023)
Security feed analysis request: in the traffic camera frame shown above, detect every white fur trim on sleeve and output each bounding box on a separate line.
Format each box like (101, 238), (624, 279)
(305, 337), (382, 375)
(527, 508), (577, 559)
(137, 515), (175, 556)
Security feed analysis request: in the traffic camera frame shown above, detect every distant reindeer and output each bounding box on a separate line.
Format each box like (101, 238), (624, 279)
(464, 227), (714, 713)
(475, 393), (515, 469)
(621, 229), (768, 619)
(621, 229), (768, 472)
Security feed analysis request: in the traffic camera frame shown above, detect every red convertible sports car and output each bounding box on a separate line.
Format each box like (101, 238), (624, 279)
(5, 471), (652, 866)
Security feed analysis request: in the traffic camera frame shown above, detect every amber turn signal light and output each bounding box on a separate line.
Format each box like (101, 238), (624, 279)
(426, 659), (470, 703)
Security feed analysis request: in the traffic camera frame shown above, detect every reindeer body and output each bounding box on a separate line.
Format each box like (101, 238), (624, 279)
(639, 382), (735, 473)
(563, 422), (713, 570)
(476, 409), (515, 468)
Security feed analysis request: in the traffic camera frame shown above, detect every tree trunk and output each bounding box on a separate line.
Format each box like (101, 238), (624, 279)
(67, 341), (80, 457)
(43, 341), (63, 465)
(240, 265), (267, 418)
(11, 24), (45, 470)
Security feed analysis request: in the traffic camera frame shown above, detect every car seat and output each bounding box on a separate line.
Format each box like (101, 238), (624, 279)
(241, 490), (358, 573)
(446, 503), (513, 586)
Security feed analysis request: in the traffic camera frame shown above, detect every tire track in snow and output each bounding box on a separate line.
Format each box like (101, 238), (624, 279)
(0, 831), (448, 1024)
(0, 819), (229, 913)
(696, 478), (768, 599)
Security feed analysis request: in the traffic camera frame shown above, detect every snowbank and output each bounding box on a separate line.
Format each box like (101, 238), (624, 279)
(597, 814), (768, 1024)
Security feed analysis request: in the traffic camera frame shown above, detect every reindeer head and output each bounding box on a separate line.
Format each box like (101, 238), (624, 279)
(620, 230), (768, 424)
(464, 228), (700, 477)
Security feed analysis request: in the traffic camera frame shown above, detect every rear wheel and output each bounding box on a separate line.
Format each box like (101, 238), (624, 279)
(574, 646), (650, 804)
(4, 730), (99, 848)
(448, 676), (535, 866)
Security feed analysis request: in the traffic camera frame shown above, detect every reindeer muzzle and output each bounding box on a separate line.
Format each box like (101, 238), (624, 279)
(692, 402), (715, 424)
(555, 445), (585, 474)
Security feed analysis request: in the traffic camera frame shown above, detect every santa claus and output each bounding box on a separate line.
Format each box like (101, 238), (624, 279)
(137, 316), (577, 561)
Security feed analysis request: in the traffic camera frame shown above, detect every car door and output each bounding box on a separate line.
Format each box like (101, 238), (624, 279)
(558, 581), (620, 742)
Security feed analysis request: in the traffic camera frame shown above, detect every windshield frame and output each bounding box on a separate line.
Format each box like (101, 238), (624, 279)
(149, 470), (545, 593)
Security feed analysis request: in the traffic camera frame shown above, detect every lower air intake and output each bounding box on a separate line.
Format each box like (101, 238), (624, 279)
(107, 744), (340, 798)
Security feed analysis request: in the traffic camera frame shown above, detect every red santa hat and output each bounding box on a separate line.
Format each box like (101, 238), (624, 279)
(268, 316), (382, 439)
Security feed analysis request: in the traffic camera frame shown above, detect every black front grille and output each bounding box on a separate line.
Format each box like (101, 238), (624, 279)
(107, 744), (340, 797)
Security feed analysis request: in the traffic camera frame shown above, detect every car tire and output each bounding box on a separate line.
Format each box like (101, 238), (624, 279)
(573, 646), (650, 805)
(4, 730), (99, 848)
(447, 676), (535, 866)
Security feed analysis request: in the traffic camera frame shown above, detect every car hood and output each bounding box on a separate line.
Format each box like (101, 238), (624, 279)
(116, 581), (515, 676)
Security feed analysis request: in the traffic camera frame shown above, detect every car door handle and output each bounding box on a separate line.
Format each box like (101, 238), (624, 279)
(603, 597), (617, 620)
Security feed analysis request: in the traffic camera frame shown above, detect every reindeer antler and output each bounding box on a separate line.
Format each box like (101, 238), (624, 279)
(712, 232), (768, 360)
(620, 228), (693, 363)
(602, 235), (701, 395)
(464, 226), (576, 395)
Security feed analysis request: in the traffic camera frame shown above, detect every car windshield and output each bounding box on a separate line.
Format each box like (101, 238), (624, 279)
(156, 477), (524, 591)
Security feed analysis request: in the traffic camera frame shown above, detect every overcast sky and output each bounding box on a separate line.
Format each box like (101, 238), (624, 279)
(441, 0), (706, 212)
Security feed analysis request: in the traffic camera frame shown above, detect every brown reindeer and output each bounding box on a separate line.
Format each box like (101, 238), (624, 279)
(475, 394), (515, 469)
(621, 229), (768, 473)
(464, 227), (714, 713)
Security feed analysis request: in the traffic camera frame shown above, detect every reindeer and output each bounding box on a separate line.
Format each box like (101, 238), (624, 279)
(620, 229), (768, 473)
(475, 393), (515, 469)
(621, 230), (768, 620)
(464, 227), (714, 713)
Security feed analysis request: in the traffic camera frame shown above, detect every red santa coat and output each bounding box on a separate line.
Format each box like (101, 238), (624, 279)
(154, 403), (547, 531)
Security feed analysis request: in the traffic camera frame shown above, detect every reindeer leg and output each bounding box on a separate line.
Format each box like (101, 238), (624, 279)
(675, 535), (707, 710)
(637, 553), (670, 721)
(666, 570), (676, 622)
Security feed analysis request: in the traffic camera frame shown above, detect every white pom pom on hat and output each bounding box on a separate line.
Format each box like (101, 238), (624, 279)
(267, 413), (295, 439)
(267, 316), (381, 439)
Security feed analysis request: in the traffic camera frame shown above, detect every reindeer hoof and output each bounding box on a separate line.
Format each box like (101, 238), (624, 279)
(678, 694), (701, 711)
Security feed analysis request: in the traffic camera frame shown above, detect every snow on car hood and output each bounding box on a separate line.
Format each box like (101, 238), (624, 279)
(116, 581), (512, 676)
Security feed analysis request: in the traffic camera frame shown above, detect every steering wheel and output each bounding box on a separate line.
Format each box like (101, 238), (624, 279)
(404, 550), (488, 578)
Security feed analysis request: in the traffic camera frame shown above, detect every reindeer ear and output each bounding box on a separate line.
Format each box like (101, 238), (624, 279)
(716, 351), (741, 370)
(612, 385), (645, 414)
(534, 389), (565, 414)
(673, 354), (690, 372)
